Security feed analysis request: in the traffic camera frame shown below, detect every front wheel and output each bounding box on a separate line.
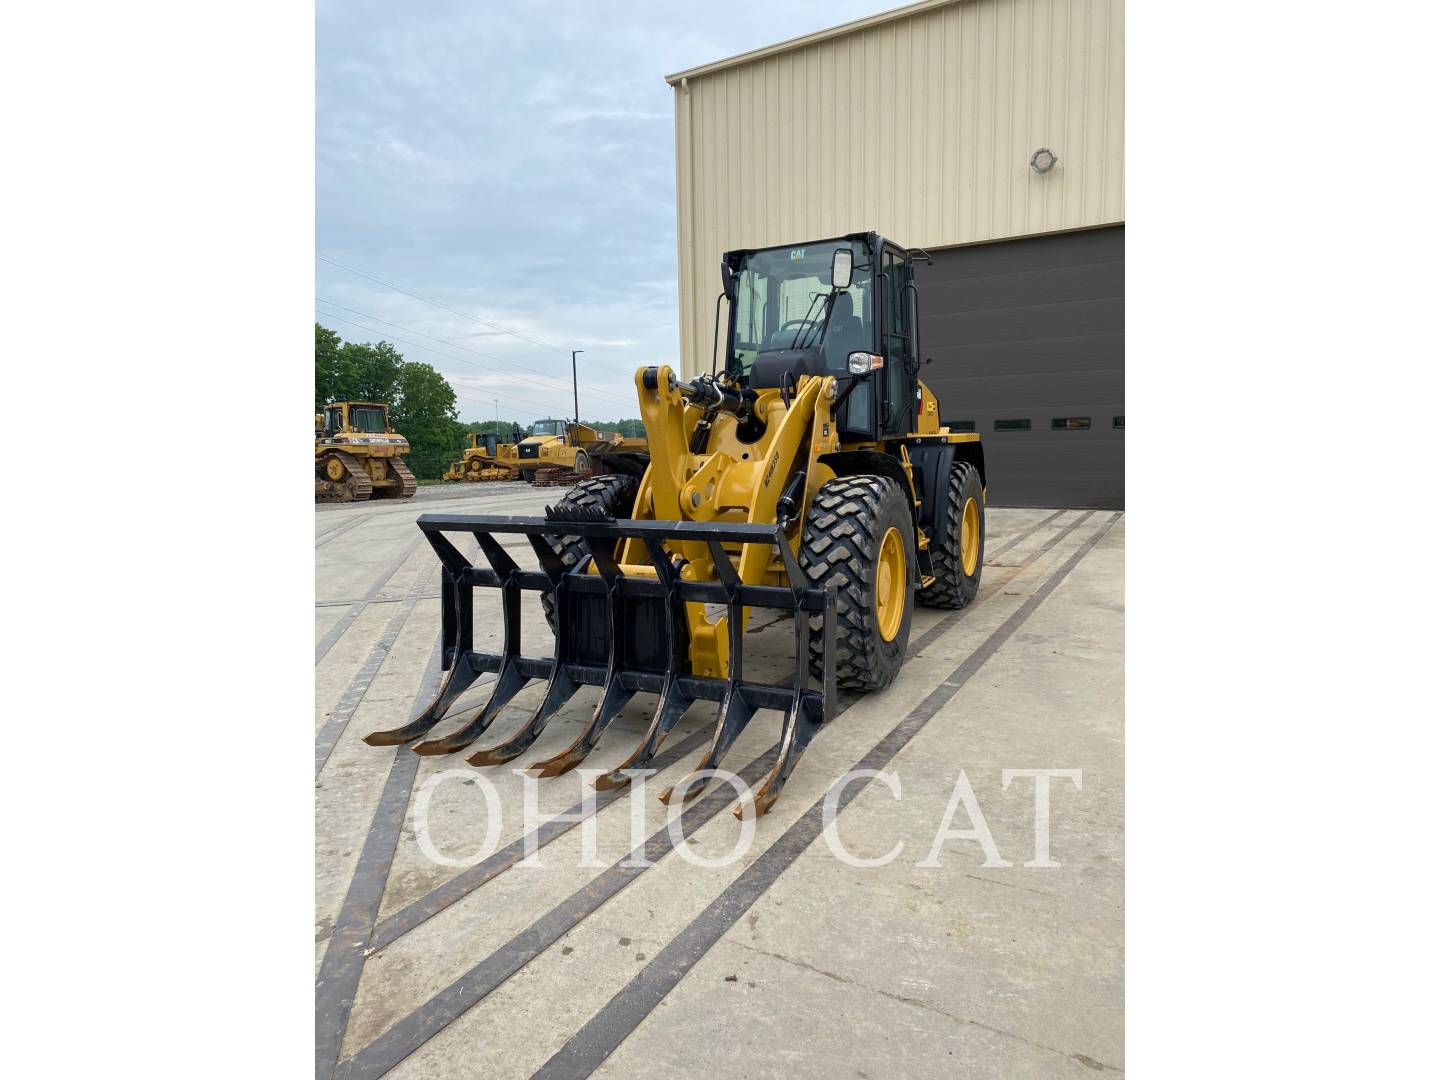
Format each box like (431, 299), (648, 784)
(800, 475), (914, 692)
(539, 474), (638, 633)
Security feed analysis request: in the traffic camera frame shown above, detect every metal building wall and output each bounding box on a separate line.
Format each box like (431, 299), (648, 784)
(669, 0), (1124, 376)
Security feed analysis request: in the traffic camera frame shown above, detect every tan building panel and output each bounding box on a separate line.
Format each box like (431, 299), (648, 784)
(670, 0), (1124, 375)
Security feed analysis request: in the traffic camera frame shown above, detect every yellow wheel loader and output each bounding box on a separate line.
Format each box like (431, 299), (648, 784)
(443, 432), (522, 482)
(367, 233), (985, 817)
(315, 401), (417, 502)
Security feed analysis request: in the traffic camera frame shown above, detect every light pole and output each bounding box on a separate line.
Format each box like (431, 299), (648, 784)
(494, 398), (499, 429)
(571, 350), (583, 425)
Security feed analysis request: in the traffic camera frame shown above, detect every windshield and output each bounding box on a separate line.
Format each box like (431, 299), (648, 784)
(531, 419), (566, 437)
(728, 239), (873, 377)
(349, 406), (387, 433)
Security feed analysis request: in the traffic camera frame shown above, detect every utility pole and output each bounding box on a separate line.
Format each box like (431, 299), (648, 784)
(494, 398), (499, 429)
(571, 350), (583, 425)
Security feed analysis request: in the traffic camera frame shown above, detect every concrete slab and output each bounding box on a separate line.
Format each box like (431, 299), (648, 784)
(315, 489), (1124, 1078)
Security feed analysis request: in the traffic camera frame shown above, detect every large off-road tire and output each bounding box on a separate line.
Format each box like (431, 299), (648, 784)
(800, 475), (915, 692)
(540, 473), (638, 633)
(917, 461), (985, 609)
(571, 450), (590, 476)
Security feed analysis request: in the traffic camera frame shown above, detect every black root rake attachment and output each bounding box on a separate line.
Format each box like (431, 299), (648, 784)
(365, 511), (836, 818)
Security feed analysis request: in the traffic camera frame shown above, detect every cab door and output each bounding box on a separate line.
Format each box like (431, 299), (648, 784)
(880, 247), (917, 436)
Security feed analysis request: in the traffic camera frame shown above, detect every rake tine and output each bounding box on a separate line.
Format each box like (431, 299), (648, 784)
(465, 664), (580, 766)
(466, 531), (582, 768)
(738, 590), (813, 816)
(592, 684), (694, 791)
(365, 561), (477, 746)
(736, 697), (821, 819)
(411, 661), (528, 756)
(658, 692), (755, 805)
(525, 679), (635, 778)
(736, 551), (834, 818)
(592, 534), (692, 791)
(525, 533), (633, 778)
(660, 548), (754, 805)
(413, 533), (527, 756)
(363, 653), (483, 746)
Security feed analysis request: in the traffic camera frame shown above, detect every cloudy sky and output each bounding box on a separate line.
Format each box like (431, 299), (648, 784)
(316, 0), (883, 424)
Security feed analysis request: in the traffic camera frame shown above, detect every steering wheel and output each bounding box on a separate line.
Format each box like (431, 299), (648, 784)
(777, 319), (813, 336)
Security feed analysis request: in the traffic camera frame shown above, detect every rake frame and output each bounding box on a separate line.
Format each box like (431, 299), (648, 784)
(365, 512), (837, 815)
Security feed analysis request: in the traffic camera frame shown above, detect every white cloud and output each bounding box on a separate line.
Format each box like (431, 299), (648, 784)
(317, 0), (883, 422)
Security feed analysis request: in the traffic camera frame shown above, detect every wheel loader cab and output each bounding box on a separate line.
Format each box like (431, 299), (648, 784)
(724, 232), (918, 441)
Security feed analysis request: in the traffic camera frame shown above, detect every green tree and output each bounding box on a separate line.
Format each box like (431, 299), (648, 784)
(579, 418), (646, 438)
(314, 324), (404, 408)
(390, 361), (462, 479)
(314, 324), (343, 409)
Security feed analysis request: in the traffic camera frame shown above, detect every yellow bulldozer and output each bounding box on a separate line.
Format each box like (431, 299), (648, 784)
(367, 233), (985, 817)
(442, 428), (523, 482)
(315, 401), (417, 502)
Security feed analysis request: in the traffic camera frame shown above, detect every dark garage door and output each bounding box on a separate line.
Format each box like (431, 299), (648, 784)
(915, 225), (1124, 509)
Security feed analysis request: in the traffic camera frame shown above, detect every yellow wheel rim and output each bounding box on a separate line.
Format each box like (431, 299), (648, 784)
(325, 457), (347, 482)
(875, 526), (906, 642)
(961, 497), (980, 576)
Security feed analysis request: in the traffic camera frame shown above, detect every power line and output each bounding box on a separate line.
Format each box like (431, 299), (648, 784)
(315, 297), (634, 408)
(315, 310), (610, 419)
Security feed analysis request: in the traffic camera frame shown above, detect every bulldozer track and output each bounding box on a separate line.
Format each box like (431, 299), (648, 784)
(316, 451), (373, 503)
(374, 458), (417, 499)
(315, 508), (1101, 1080)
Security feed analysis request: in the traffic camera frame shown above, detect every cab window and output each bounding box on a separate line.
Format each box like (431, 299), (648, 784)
(881, 249), (914, 435)
(350, 407), (386, 433)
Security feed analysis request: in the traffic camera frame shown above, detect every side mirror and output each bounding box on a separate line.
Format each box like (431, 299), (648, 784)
(720, 260), (737, 302)
(831, 248), (853, 290)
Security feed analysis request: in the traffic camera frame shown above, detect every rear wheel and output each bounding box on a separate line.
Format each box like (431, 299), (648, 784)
(540, 474), (638, 633)
(572, 450), (591, 476)
(800, 475), (914, 691)
(917, 461), (984, 608)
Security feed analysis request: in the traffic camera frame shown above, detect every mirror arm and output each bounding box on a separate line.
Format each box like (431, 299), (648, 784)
(710, 291), (728, 376)
(833, 372), (867, 412)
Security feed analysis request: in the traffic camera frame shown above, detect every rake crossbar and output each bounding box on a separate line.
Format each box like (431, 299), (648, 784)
(364, 513), (837, 816)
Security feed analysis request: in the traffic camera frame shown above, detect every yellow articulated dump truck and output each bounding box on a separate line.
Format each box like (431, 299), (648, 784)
(514, 419), (648, 482)
(443, 431), (522, 482)
(315, 401), (417, 502)
(365, 232), (986, 819)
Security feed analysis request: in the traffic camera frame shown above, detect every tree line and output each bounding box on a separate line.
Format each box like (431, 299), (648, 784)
(316, 325), (646, 478)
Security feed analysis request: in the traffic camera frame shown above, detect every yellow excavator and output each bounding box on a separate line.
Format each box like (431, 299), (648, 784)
(315, 401), (417, 502)
(367, 232), (984, 817)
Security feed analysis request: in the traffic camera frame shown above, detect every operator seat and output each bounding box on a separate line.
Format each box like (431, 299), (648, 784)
(822, 291), (867, 372)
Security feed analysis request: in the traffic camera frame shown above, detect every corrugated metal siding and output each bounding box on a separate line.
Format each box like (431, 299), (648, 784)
(673, 0), (1124, 376)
